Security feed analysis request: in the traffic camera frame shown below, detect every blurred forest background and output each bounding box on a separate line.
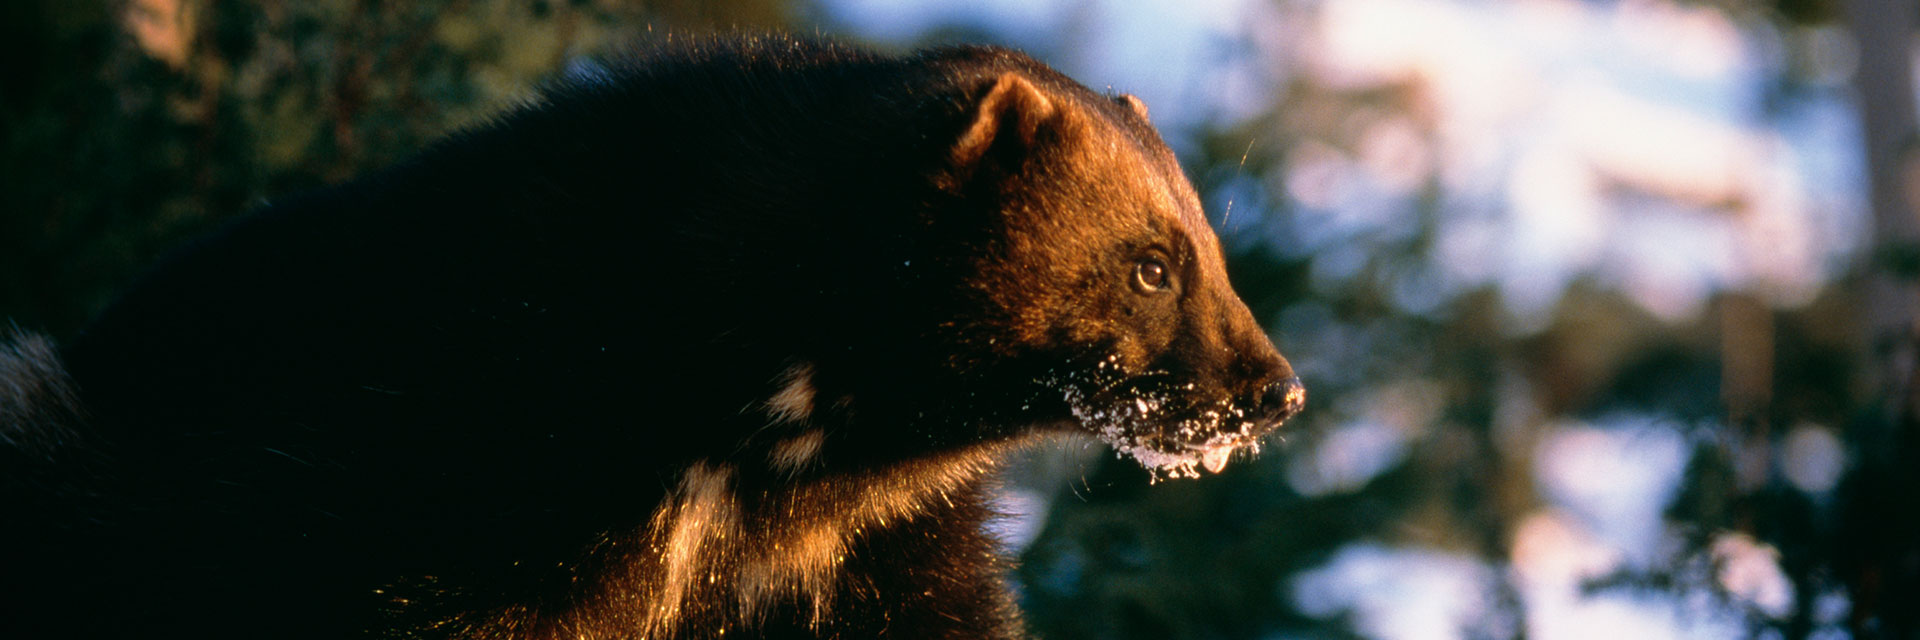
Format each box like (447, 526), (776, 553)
(3, 0), (1917, 638)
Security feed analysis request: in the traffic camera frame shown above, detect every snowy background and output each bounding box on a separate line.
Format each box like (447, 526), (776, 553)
(813, 0), (1877, 638)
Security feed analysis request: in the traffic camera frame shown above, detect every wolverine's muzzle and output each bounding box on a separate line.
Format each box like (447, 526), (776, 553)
(1052, 352), (1306, 480)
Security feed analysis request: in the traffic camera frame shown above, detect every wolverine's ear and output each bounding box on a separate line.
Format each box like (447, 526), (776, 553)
(1117, 94), (1150, 121)
(950, 73), (1059, 172)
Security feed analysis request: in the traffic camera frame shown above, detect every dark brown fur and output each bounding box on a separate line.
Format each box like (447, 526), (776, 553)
(0, 36), (1299, 638)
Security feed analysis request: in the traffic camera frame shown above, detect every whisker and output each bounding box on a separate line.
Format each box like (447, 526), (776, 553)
(1220, 136), (1259, 228)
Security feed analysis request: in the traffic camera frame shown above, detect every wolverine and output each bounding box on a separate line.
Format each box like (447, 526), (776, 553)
(0, 35), (1303, 638)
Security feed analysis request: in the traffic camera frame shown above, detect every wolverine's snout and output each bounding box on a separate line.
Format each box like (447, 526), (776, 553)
(1256, 375), (1306, 427)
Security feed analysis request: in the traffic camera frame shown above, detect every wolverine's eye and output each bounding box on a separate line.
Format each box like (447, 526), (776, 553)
(1134, 258), (1171, 292)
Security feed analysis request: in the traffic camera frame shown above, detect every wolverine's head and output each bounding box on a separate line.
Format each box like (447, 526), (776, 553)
(923, 50), (1305, 479)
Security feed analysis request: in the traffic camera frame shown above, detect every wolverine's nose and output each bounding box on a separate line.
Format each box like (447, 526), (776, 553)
(1257, 376), (1306, 424)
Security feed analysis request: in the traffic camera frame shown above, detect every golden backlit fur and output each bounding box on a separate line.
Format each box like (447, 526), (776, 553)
(427, 445), (1019, 638)
(768, 429), (826, 473)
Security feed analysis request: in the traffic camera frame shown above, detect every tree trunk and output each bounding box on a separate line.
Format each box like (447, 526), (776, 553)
(1841, 0), (1920, 635)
